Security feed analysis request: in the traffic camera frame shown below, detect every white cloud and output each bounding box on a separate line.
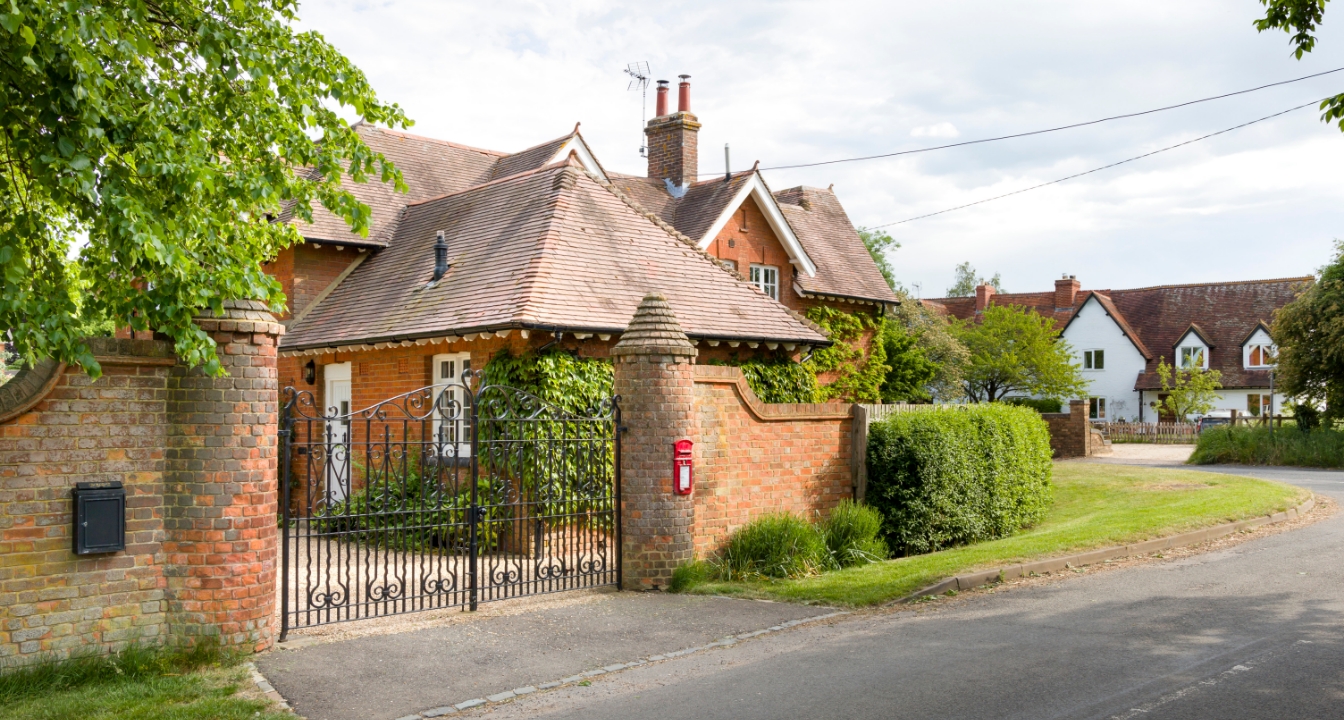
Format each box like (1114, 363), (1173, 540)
(297, 0), (1344, 295)
(910, 122), (960, 138)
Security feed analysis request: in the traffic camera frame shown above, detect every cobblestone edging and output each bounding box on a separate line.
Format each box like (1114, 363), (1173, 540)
(352, 610), (848, 719)
(247, 662), (292, 713)
(898, 495), (1318, 602)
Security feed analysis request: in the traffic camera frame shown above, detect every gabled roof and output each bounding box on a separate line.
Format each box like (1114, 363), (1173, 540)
(1059, 292), (1152, 360)
(611, 171), (816, 276)
(281, 157), (828, 351)
(774, 186), (899, 304)
(927, 276), (1312, 391)
(1239, 320), (1274, 346)
(1174, 323), (1214, 349)
(281, 124), (606, 247)
(609, 173), (898, 304)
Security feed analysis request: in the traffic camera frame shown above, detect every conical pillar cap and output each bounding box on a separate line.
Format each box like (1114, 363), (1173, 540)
(611, 293), (697, 357)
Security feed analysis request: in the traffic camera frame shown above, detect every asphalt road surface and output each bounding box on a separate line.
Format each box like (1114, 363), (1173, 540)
(480, 466), (1344, 720)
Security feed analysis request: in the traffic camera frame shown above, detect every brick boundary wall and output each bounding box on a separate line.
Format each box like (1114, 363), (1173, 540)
(164, 300), (282, 651)
(0, 302), (282, 667)
(1042, 400), (1093, 458)
(690, 366), (853, 555)
(1, 338), (176, 665)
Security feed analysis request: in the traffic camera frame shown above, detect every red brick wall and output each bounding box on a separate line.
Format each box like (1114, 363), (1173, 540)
(0, 340), (176, 663)
(706, 196), (808, 313)
(1042, 400), (1092, 458)
(265, 243), (364, 321)
(690, 365), (853, 555)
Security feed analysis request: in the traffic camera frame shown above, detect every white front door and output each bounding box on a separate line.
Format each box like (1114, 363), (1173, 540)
(432, 353), (472, 461)
(323, 362), (352, 504)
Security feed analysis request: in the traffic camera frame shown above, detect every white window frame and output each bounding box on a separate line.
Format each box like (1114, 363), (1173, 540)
(432, 352), (472, 459)
(1246, 343), (1277, 368)
(1082, 349), (1105, 371)
(1178, 345), (1208, 370)
(1247, 393), (1272, 417)
(749, 263), (779, 300)
(1089, 396), (1107, 421)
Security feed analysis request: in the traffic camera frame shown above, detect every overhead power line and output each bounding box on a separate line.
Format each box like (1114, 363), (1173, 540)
(868, 99), (1323, 229)
(719, 66), (1343, 175)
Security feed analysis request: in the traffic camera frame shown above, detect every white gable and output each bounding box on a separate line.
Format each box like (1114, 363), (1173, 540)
(546, 136), (606, 181)
(695, 173), (817, 278)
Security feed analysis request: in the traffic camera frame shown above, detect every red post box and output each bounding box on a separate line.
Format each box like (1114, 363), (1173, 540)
(673, 439), (693, 495)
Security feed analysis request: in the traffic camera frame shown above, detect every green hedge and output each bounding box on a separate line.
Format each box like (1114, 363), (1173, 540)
(1190, 424), (1344, 468)
(1002, 397), (1063, 413)
(866, 404), (1053, 555)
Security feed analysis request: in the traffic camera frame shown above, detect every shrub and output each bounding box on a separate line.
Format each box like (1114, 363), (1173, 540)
(866, 404), (1053, 555)
(1002, 397), (1063, 413)
(1291, 402), (1322, 433)
(818, 500), (888, 568)
(717, 513), (827, 580)
(1190, 424), (1344, 467)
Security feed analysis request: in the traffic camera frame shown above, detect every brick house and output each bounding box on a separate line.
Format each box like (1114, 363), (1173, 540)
(270, 77), (898, 417)
(926, 275), (1310, 421)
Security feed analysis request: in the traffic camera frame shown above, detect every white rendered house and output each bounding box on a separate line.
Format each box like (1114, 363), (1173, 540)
(928, 275), (1310, 422)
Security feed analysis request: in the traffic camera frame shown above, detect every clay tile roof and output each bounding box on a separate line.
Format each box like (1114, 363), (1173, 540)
(280, 124), (506, 247)
(489, 133), (573, 181)
(606, 172), (753, 241)
(928, 276), (1313, 391)
(608, 175), (899, 305)
(281, 159), (828, 350)
(774, 186), (899, 304)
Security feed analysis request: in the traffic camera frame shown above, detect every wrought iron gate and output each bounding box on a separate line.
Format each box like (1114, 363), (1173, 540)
(278, 378), (620, 639)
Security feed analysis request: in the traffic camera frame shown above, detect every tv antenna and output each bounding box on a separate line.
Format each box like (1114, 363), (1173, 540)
(624, 61), (651, 157)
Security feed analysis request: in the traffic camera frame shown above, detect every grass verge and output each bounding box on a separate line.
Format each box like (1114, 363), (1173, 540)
(677, 463), (1308, 607)
(0, 641), (290, 720)
(1190, 424), (1344, 468)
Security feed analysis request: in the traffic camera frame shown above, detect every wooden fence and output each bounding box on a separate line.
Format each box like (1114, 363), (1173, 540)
(1099, 422), (1197, 444)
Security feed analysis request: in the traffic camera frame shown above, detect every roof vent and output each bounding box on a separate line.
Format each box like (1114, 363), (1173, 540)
(432, 230), (449, 282)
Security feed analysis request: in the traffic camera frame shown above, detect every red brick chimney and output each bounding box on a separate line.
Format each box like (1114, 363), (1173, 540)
(975, 283), (995, 313)
(645, 74), (700, 188)
(1055, 274), (1080, 310)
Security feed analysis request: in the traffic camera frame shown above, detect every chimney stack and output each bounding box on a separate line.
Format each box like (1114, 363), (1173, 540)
(975, 283), (995, 313)
(645, 74), (701, 188)
(1054, 274), (1079, 310)
(654, 80), (669, 117)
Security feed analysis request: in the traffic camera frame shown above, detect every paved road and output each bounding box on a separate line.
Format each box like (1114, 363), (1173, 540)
(481, 465), (1344, 720)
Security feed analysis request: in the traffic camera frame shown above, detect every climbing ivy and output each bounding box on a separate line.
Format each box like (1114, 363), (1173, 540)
(709, 355), (819, 404)
(480, 347), (614, 415)
(804, 306), (890, 404)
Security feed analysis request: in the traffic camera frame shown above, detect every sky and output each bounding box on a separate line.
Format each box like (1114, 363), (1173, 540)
(297, 0), (1344, 298)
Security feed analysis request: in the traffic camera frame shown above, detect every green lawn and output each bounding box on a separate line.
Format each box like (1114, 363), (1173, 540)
(679, 463), (1309, 607)
(0, 644), (289, 720)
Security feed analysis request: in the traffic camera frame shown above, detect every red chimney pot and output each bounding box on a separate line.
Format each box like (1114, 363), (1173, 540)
(677, 74), (691, 113)
(655, 80), (669, 117)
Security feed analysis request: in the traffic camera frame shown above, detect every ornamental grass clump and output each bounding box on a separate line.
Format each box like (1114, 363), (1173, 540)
(717, 513), (828, 580)
(819, 499), (888, 568)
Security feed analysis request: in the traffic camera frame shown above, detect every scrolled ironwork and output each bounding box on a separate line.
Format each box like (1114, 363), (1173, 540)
(279, 382), (619, 636)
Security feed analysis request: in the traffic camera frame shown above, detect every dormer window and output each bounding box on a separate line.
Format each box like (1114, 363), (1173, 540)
(1178, 346), (1207, 369)
(1247, 344), (1276, 368)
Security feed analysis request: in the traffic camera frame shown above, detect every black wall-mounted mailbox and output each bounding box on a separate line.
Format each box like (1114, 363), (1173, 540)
(72, 481), (126, 555)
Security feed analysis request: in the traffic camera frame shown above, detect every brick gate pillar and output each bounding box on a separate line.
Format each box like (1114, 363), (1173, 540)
(165, 300), (283, 650)
(612, 293), (698, 590)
